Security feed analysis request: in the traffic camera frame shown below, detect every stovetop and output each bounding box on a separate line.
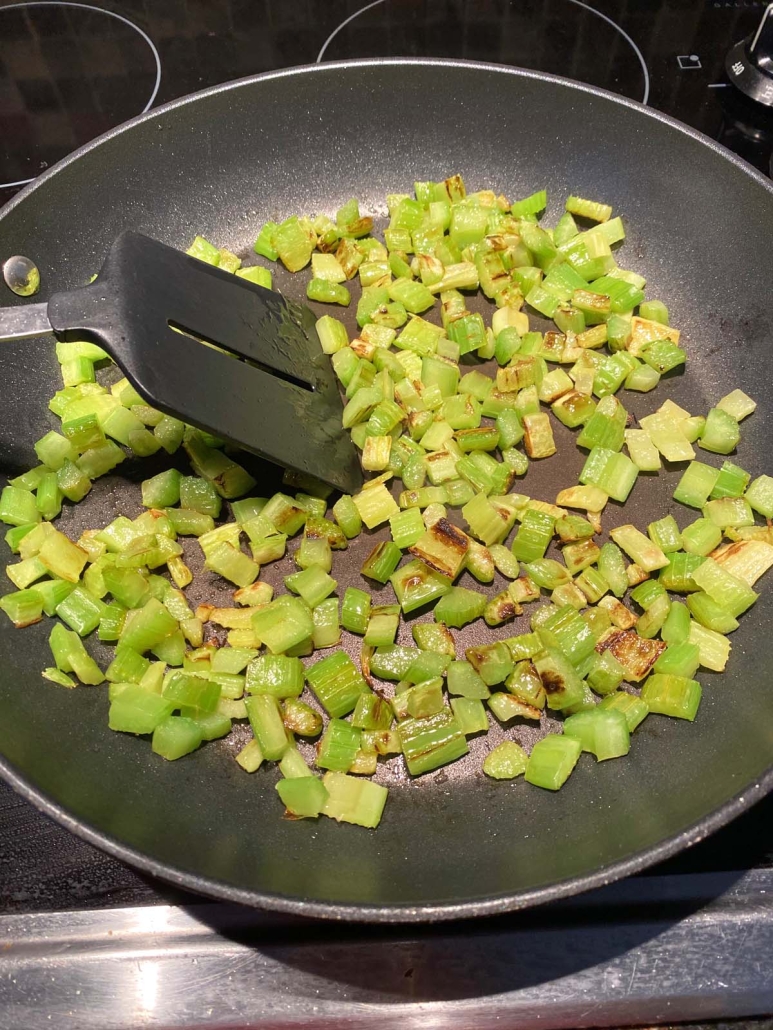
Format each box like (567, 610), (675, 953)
(1, 2), (773, 1028)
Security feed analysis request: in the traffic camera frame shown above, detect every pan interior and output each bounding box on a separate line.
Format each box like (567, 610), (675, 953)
(1, 61), (772, 919)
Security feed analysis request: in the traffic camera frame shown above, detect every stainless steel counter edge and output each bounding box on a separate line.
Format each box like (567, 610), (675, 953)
(0, 869), (771, 1029)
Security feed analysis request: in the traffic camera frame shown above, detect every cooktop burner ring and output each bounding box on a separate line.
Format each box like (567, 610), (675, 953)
(0, 0), (161, 191)
(316, 0), (650, 106)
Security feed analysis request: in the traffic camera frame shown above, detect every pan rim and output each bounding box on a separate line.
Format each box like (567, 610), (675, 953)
(2, 57), (773, 923)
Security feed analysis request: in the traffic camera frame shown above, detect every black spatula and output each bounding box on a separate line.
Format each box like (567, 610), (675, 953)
(0, 231), (363, 494)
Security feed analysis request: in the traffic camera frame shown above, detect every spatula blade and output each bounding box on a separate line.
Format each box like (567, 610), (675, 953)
(48, 232), (363, 494)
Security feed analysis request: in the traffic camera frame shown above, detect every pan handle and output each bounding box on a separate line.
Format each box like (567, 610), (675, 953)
(0, 302), (53, 342)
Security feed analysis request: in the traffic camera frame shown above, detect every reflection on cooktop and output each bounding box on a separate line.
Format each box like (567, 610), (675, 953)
(317, 0), (650, 103)
(0, 1), (160, 189)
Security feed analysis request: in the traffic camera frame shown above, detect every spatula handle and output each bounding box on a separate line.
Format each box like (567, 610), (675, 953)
(0, 302), (52, 342)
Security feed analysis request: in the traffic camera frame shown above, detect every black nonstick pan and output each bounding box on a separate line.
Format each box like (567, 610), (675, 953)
(1, 59), (772, 922)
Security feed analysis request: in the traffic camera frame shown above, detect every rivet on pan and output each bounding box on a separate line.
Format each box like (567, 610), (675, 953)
(3, 255), (41, 297)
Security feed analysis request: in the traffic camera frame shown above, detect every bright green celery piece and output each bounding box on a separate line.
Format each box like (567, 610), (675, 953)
(245, 655), (304, 698)
(230, 497), (268, 524)
(405, 679), (445, 719)
(412, 621), (455, 656)
(538, 604), (597, 667)
(369, 645), (417, 681)
(42, 667), (76, 688)
(451, 697), (488, 735)
(577, 395), (627, 451)
(525, 559), (570, 590)
(525, 734), (582, 790)
(587, 651), (626, 695)
(163, 672), (220, 712)
(483, 740), (529, 779)
(511, 509), (555, 562)
(276, 777), (329, 819)
(579, 447), (638, 503)
(610, 525), (668, 573)
(332, 494), (363, 539)
(55, 585), (106, 636)
(211, 647), (257, 675)
(489, 691), (542, 722)
(703, 496), (754, 529)
(661, 600), (691, 645)
(688, 621), (731, 672)
(648, 515), (682, 554)
(341, 587), (371, 635)
(432, 586), (486, 628)
(446, 661), (490, 699)
(178, 476), (222, 518)
(33, 431), (77, 472)
(639, 338), (686, 373)
(283, 699), (323, 738)
(630, 579), (669, 612)
(37, 578), (76, 617)
(118, 597), (177, 653)
(673, 461), (720, 509)
(284, 565), (337, 607)
(105, 645), (149, 684)
(360, 541), (402, 584)
(690, 558), (758, 617)
(710, 460), (750, 499)
(353, 483), (399, 529)
(575, 566), (608, 604)
(532, 649), (585, 710)
(398, 709), (468, 776)
(463, 493), (517, 546)
(317, 719), (361, 772)
(660, 552), (706, 592)
(103, 566), (149, 609)
(306, 650), (367, 717)
(745, 475), (773, 518)
(699, 407), (740, 455)
(466, 641), (514, 686)
(4, 523), (37, 553)
(164, 509), (215, 537)
(403, 649), (452, 684)
(641, 673), (701, 721)
(654, 642), (700, 679)
(505, 659), (545, 707)
(552, 389), (597, 429)
(109, 685), (174, 734)
(313, 597), (340, 649)
(151, 716), (203, 760)
(686, 592), (739, 633)
(446, 313), (486, 356)
(390, 558), (451, 613)
(599, 691), (648, 731)
(48, 624), (103, 684)
(681, 518), (722, 556)
(505, 632), (543, 661)
(321, 772), (388, 828)
(35, 472), (62, 521)
(390, 507), (426, 549)
(141, 469), (181, 509)
(352, 693), (393, 731)
(244, 694), (289, 760)
(364, 608), (400, 647)
(564, 708), (630, 760)
(625, 364), (660, 392)
(5, 556), (47, 590)
(56, 458), (92, 502)
(0, 486), (41, 527)
(251, 596), (313, 654)
(0, 588), (43, 627)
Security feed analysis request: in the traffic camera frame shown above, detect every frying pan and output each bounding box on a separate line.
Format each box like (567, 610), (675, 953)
(1, 59), (772, 923)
